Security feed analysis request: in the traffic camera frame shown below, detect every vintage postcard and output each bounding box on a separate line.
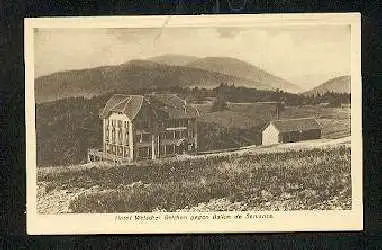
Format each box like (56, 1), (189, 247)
(25, 14), (362, 234)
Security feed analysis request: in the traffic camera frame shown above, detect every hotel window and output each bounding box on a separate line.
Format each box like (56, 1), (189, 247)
(175, 130), (183, 139)
(169, 120), (175, 128)
(188, 128), (193, 138)
(118, 130), (122, 144)
(105, 128), (109, 143)
(118, 146), (123, 156)
(135, 134), (142, 143)
(160, 132), (168, 140)
(125, 131), (129, 145)
(160, 145), (166, 155)
(179, 119), (185, 127)
(123, 147), (129, 157)
(117, 120), (122, 128)
(111, 128), (116, 144)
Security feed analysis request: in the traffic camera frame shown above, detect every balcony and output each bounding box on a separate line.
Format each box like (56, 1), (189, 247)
(87, 147), (132, 164)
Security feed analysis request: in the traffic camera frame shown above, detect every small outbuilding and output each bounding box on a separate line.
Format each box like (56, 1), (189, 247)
(262, 118), (322, 145)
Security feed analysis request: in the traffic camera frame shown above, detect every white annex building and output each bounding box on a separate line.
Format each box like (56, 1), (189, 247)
(262, 118), (322, 145)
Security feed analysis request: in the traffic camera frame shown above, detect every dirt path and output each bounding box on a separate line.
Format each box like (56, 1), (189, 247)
(178, 136), (351, 160)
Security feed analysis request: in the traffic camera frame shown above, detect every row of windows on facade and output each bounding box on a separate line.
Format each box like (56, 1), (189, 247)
(108, 119), (129, 129)
(107, 119), (189, 129)
(105, 130), (190, 145)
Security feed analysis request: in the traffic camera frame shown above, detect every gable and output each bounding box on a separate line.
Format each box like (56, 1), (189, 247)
(108, 112), (129, 121)
(262, 123), (279, 135)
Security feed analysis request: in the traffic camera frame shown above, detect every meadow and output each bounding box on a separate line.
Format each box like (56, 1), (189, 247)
(278, 106), (351, 139)
(196, 103), (350, 151)
(38, 146), (351, 213)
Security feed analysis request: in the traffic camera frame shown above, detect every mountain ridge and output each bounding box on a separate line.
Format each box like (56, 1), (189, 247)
(35, 59), (275, 103)
(151, 55), (303, 93)
(304, 75), (351, 95)
(148, 54), (199, 66)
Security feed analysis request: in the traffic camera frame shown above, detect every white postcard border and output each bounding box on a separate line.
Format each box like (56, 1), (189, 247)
(25, 13), (362, 235)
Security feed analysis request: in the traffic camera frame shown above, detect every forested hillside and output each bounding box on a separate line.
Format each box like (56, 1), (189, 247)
(36, 86), (350, 167)
(304, 75), (351, 95)
(35, 60), (274, 103)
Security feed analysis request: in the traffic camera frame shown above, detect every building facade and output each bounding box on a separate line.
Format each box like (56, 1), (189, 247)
(88, 94), (199, 164)
(262, 118), (322, 146)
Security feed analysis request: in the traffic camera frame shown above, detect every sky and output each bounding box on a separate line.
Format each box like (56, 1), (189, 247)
(34, 25), (350, 88)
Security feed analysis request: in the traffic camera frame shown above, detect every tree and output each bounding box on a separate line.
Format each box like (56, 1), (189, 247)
(212, 84), (227, 111)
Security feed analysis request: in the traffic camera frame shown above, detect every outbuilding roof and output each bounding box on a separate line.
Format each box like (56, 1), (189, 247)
(269, 118), (322, 132)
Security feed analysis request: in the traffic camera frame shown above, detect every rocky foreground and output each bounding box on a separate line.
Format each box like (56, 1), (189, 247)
(37, 139), (351, 214)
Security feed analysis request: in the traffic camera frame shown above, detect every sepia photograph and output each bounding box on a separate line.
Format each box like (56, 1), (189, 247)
(25, 14), (362, 234)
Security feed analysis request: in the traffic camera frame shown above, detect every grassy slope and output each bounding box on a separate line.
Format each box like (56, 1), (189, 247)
(38, 146), (351, 213)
